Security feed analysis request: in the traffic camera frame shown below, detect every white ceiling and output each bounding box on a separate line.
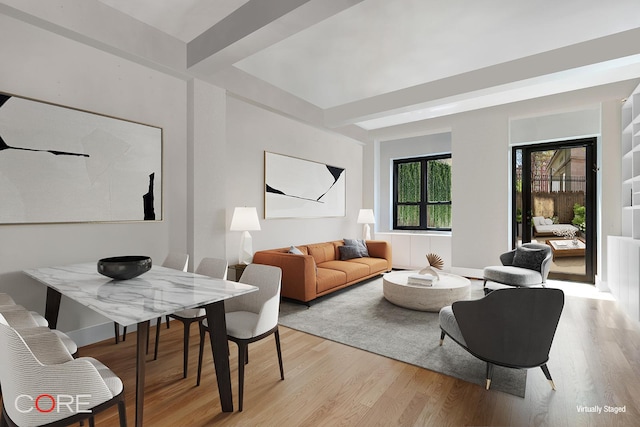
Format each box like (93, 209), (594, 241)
(7, 0), (640, 138)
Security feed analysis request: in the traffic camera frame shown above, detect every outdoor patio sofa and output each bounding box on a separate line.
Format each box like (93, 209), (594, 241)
(532, 216), (579, 237)
(253, 240), (392, 303)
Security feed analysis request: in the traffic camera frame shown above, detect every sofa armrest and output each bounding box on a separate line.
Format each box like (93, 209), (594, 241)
(252, 251), (317, 302)
(365, 240), (392, 271)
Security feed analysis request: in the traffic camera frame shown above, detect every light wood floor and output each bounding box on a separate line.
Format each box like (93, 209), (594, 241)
(82, 290), (640, 427)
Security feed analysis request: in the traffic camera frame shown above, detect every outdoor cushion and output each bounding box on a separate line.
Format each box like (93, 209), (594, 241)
(483, 266), (543, 287)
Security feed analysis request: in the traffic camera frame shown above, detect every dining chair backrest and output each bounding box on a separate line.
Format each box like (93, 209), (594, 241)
(163, 252), (189, 272)
(0, 292), (17, 305)
(195, 257), (228, 280)
(227, 264), (282, 336)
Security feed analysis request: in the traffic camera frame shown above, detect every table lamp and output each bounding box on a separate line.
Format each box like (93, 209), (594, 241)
(357, 209), (375, 240)
(230, 207), (261, 264)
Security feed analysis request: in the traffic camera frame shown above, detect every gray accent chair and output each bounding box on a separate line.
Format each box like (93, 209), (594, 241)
(439, 287), (564, 390)
(483, 243), (552, 290)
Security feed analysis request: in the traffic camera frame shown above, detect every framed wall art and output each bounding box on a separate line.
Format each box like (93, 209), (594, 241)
(0, 92), (162, 224)
(265, 151), (345, 218)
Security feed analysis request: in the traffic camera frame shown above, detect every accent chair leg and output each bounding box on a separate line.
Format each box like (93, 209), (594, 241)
(122, 326), (127, 341)
(439, 330), (446, 346)
(540, 364), (556, 390)
(166, 314), (171, 328)
(486, 363), (494, 390)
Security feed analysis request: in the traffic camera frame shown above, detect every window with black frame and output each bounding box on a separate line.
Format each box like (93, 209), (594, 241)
(393, 154), (452, 231)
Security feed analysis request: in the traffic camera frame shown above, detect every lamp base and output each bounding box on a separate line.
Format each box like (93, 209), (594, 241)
(238, 231), (254, 265)
(362, 223), (372, 240)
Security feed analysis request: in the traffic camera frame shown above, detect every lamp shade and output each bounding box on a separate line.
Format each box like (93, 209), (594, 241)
(230, 207), (261, 231)
(357, 209), (376, 224)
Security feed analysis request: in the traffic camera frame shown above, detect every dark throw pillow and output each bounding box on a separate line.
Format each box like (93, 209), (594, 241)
(512, 246), (547, 272)
(343, 238), (370, 257)
(339, 245), (363, 260)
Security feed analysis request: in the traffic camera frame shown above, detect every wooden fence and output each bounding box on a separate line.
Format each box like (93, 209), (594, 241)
(516, 191), (585, 223)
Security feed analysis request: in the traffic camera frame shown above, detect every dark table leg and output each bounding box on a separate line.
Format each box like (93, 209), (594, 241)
(44, 287), (62, 329)
(135, 320), (149, 427)
(204, 301), (233, 412)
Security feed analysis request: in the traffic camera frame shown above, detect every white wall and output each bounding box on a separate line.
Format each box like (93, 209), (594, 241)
(370, 81), (638, 279)
(224, 96), (364, 259)
(0, 14), (187, 344)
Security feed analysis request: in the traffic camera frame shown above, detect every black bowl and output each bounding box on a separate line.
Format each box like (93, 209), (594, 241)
(97, 256), (152, 280)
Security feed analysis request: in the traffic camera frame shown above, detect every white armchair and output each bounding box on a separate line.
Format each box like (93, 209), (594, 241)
(0, 323), (127, 427)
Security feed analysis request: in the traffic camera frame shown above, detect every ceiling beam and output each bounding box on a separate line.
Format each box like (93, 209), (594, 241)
(324, 27), (640, 128)
(187, 0), (364, 74)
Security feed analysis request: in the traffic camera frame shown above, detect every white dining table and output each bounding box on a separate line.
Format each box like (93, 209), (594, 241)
(24, 262), (257, 427)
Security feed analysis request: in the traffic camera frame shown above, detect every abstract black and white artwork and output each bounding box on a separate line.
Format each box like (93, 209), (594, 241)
(0, 93), (162, 224)
(265, 152), (345, 218)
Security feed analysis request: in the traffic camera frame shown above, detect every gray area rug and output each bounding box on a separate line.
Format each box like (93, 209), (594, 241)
(279, 277), (527, 397)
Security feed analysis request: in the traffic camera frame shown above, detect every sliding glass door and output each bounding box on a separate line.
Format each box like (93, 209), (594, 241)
(513, 138), (596, 283)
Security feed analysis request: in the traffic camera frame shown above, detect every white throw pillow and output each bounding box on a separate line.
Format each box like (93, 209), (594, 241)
(544, 218), (554, 225)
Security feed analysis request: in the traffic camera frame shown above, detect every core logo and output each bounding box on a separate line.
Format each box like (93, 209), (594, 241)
(15, 394), (92, 414)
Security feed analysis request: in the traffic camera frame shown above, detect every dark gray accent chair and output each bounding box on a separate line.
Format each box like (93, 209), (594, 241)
(439, 287), (564, 390)
(483, 243), (552, 290)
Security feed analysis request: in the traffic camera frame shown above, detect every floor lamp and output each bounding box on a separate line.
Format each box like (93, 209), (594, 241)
(357, 209), (375, 240)
(230, 207), (261, 265)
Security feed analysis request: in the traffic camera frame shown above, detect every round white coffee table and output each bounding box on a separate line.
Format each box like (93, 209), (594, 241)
(382, 270), (470, 312)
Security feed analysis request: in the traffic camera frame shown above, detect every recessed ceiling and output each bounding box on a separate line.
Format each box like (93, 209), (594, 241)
(8, 0), (640, 136)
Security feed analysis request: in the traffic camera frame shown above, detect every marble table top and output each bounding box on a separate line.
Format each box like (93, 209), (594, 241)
(24, 262), (257, 326)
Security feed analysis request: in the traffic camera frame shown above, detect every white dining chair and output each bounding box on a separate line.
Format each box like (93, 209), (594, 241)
(196, 263), (284, 411)
(0, 292), (49, 327)
(157, 257), (228, 378)
(115, 252), (189, 352)
(0, 322), (127, 427)
(0, 305), (78, 356)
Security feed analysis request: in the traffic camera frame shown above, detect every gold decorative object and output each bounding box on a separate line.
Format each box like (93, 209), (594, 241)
(426, 253), (444, 270)
(418, 253), (443, 281)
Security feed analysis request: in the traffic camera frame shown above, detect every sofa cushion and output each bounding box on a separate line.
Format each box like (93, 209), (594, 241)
(308, 243), (337, 264)
(319, 260), (370, 282)
(338, 245), (362, 260)
(316, 267), (347, 293)
(348, 257), (388, 274)
(512, 246), (547, 272)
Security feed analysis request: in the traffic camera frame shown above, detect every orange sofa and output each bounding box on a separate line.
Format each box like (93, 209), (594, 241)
(253, 240), (392, 303)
